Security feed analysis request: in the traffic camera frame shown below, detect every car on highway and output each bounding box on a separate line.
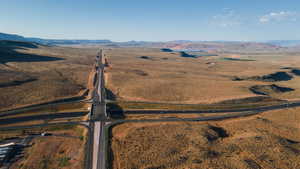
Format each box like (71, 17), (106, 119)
(41, 132), (52, 136)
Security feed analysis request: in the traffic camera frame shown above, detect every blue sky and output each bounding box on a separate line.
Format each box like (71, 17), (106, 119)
(1, 0), (300, 41)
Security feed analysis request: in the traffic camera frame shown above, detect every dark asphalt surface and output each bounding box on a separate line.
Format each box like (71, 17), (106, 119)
(0, 121), (89, 131)
(96, 122), (105, 169)
(91, 50), (108, 169)
(123, 102), (300, 114)
(117, 110), (263, 123)
(0, 96), (86, 118)
(0, 111), (88, 125)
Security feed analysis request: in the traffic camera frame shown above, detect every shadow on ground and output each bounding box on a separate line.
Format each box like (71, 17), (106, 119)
(249, 84), (295, 96)
(0, 40), (64, 64)
(107, 103), (124, 119)
(105, 88), (117, 101)
(232, 71), (293, 82)
(0, 78), (38, 88)
(180, 51), (197, 58)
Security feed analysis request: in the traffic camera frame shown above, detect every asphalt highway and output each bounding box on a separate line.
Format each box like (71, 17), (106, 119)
(123, 102), (300, 114)
(0, 121), (89, 131)
(92, 121), (101, 169)
(0, 111), (88, 125)
(0, 95), (86, 118)
(91, 49), (108, 169)
(116, 110), (263, 123)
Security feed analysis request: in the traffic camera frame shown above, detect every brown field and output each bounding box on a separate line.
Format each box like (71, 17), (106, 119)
(110, 107), (300, 169)
(0, 40), (98, 111)
(0, 125), (87, 169)
(105, 48), (300, 105)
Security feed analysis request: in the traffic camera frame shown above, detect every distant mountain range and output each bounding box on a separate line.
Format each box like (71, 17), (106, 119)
(0, 32), (112, 45)
(266, 40), (300, 47)
(0, 32), (27, 41)
(1, 32), (300, 52)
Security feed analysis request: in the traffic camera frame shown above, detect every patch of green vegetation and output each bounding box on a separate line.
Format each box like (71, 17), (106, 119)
(42, 124), (75, 131)
(58, 156), (71, 167)
(39, 156), (51, 169)
(74, 126), (84, 136)
(79, 136), (84, 141)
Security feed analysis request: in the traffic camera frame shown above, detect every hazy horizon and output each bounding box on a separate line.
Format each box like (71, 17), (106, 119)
(3, 31), (300, 43)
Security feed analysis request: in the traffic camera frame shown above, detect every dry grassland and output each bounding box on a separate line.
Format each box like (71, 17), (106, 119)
(105, 48), (300, 104)
(111, 108), (300, 169)
(0, 41), (98, 110)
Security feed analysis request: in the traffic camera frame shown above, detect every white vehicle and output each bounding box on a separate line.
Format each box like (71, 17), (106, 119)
(41, 132), (52, 136)
(0, 143), (15, 148)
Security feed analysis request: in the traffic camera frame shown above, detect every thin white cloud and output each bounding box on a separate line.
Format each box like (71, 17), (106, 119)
(259, 11), (297, 23)
(211, 8), (241, 27)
